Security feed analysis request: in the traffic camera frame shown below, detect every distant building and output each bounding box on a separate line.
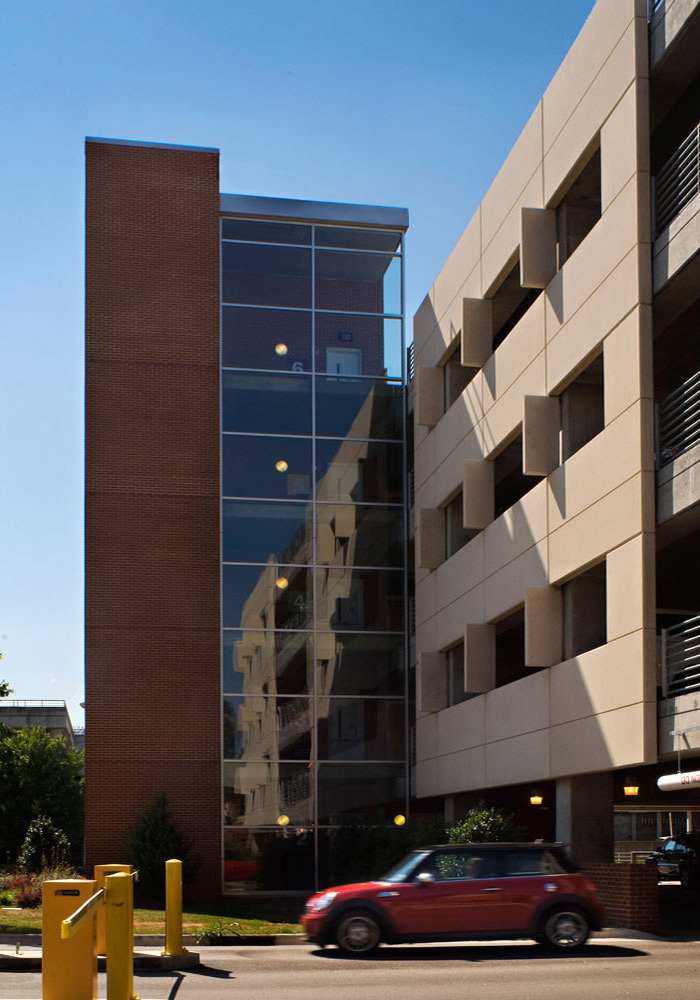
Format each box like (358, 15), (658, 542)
(0, 700), (78, 746)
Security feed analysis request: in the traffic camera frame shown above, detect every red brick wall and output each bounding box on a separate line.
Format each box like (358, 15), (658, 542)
(85, 140), (221, 899)
(583, 863), (658, 933)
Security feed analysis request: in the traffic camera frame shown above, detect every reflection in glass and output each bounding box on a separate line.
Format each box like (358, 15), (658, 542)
(222, 501), (312, 565)
(222, 435), (312, 500)
(223, 565), (312, 630)
(224, 828), (314, 890)
(315, 438), (402, 504)
(224, 695), (312, 761)
(224, 761), (313, 827)
(222, 371), (311, 435)
(316, 699), (404, 761)
(222, 243), (311, 308)
(316, 568), (404, 632)
(315, 633), (405, 696)
(316, 504), (404, 567)
(223, 629), (313, 696)
(317, 763), (406, 824)
(222, 307), (312, 371)
(315, 376), (402, 440)
(315, 251), (401, 315)
(222, 219), (311, 245)
(315, 315), (402, 379)
(314, 227), (402, 253)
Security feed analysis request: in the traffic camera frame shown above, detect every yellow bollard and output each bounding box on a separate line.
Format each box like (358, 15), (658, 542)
(162, 859), (187, 957)
(105, 872), (139, 1000)
(42, 879), (98, 1000)
(94, 865), (132, 955)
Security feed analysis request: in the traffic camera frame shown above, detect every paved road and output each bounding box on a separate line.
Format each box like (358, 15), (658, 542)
(5, 939), (699, 1000)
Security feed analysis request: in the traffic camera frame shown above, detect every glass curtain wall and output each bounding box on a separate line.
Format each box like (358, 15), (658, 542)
(221, 217), (407, 892)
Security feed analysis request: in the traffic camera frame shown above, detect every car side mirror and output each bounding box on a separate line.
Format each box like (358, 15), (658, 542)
(415, 872), (436, 885)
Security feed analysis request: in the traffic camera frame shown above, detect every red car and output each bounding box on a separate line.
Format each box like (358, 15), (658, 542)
(302, 843), (604, 955)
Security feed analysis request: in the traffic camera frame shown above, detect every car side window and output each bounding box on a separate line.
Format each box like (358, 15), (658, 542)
(664, 840), (676, 851)
(431, 851), (499, 881)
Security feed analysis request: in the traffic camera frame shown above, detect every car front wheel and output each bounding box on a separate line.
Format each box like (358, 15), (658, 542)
(540, 908), (590, 950)
(335, 909), (382, 956)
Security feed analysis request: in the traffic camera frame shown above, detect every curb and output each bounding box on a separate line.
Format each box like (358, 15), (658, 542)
(0, 949), (202, 972)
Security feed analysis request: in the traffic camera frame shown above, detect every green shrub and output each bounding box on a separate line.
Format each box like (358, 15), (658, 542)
(446, 803), (527, 844)
(328, 815), (446, 887)
(128, 796), (197, 899)
(18, 817), (70, 872)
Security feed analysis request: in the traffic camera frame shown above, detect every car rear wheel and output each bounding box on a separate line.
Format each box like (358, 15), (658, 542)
(540, 908), (590, 950)
(335, 909), (382, 956)
(679, 866), (691, 890)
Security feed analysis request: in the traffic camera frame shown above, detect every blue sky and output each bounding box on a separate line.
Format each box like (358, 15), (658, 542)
(0, 0), (595, 727)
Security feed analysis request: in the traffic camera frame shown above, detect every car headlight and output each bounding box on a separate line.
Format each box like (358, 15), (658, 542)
(307, 891), (337, 913)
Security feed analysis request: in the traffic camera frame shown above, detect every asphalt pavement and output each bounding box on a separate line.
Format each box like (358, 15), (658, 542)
(4, 938), (700, 1000)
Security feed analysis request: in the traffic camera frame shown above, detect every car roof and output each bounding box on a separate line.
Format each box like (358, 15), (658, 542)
(415, 842), (568, 852)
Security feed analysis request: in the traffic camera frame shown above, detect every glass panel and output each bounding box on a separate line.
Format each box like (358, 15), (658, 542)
(224, 828), (314, 890)
(222, 371), (311, 436)
(316, 504), (404, 567)
(315, 250), (401, 315)
(315, 633), (404, 696)
(222, 306), (312, 372)
(222, 435), (312, 500)
(224, 695), (312, 761)
(316, 315), (402, 378)
(222, 219), (311, 245)
(317, 763), (405, 824)
(224, 761), (313, 826)
(223, 629), (314, 696)
(315, 439), (402, 504)
(223, 500), (312, 565)
(222, 243), (311, 308)
(223, 565), (312, 630)
(316, 699), (404, 761)
(315, 376), (402, 440)
(315, 227), (402, 253)
(316, 568), (403, 632)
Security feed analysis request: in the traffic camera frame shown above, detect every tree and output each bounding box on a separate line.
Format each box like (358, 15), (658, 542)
(128, 795), (198, 898)
(446, 803), (527, 844)
(0, 725), (84, 864)
(0, 680), (12, 698)
(18, 816), (70, 871)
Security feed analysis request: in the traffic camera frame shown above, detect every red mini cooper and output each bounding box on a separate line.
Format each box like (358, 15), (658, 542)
(302, 843), (604, 956)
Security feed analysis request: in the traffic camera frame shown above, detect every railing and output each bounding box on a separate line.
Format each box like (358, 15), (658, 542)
(648, 0), (664, 19)
(0, 699), (67, 708)
(654, 123), (700, 235)
(657, 369), (700, 465)
(661, 615), (700, 698)
(407, 342), (415, 382)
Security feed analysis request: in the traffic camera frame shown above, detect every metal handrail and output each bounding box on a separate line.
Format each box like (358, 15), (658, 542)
(658, 369), (700, 465)
(661, 615), (700, 698)
(407, 342), (415, 382)
(1, 699), (67, 708)
(654, 123), (700, 235)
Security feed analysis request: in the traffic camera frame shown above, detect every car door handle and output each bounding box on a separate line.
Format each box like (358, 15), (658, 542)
(376, 891), (399, 897)
(483, 887), (500, 892)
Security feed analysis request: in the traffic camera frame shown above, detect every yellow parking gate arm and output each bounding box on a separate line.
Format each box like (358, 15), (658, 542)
(61, 888), (105, 939)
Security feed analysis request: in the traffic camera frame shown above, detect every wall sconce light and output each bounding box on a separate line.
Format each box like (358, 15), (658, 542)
(275, 460), (288, 472)
(393, 814), (406, 826)
(623, 785), (639, 797)
(529, 794), (544, 806)
(275, 577), (289, 590)
(277, 814), (290, 826)
(275, 343), (288, 356)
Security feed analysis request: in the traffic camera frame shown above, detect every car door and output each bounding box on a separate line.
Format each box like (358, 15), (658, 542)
(386, 850), (505, 936)
(491, 849), (568, 930)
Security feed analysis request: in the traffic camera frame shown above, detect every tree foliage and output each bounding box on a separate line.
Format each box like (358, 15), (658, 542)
(446, 802), (527, 844)
(128, 795), (198, 897)
(0, 725), (84, 864)
(18, 816), (70, 871)
(0, 680), (12, 699)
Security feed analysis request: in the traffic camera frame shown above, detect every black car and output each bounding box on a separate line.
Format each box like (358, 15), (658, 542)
(646, 834), (700, 888)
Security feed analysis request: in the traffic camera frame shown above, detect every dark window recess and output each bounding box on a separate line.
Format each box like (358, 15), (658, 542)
(561, 353), (604, 462)
(446, 641), (468, 706)
(490, 260), (542, 352)
(494, 433), (542, 518)
(562, 563), (606, 659)
(445, 492), (477, 559)
(556, 148), (601, 269)
(443, 343), (477, 409)
(495, 608), (536, 688)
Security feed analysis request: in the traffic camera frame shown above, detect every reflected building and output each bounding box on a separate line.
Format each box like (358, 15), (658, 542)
(84, 137), (408, 897)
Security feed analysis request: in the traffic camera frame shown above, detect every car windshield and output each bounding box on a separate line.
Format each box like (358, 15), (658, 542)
(381, 852), (430, 883)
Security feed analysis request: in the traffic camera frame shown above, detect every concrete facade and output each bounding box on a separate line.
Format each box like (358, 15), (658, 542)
(412, 0), (700, 855)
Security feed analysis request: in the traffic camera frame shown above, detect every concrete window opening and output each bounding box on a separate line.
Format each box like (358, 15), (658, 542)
(494, 607), (538, 688)
(443, 340), (477, 410)
(560, 353), (604, 463)
(493, 433), (543, 518)
(446, 641), (468, 706)
(444, 490), (477, 559)
(489, 258), (541, 352)
(562, 563), (607, 660)
(654, 298), (700, 466)
(555, 147), (601, 269)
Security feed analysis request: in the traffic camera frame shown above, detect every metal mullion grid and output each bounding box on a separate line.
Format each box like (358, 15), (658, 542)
(223, 237), (402, 260)
(222, 300), (402, 320)
(222, 495), (403, 508)
(222, 365), (403, 385)
(399, 230), (409, 823)
(310, 222), (319, 890)
(222, 562), (403, 572)
(218, 215), (226, 892)
(222, 429), (401, 445)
